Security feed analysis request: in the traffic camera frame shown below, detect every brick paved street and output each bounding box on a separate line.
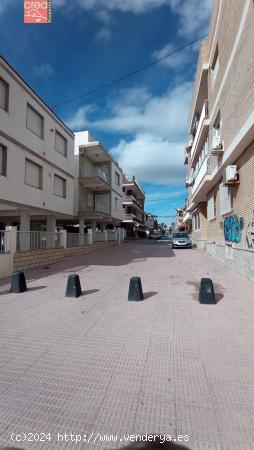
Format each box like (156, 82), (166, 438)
(0, 242), (254, 450)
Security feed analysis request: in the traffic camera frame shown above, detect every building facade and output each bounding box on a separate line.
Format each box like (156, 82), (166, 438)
(185, 0), (254, 279)
(122, 175), (145, 238)
(74, 131), (123, 231)
(0, 56), (75, 234)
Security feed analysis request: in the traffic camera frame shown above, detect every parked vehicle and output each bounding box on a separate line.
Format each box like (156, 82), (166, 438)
(149, 233), (160, 240)
(171, 232), (192, 248)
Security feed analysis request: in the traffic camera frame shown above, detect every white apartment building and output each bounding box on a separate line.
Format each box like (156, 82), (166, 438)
(0, 56), (75, 234)
(74, 131), (123, 231)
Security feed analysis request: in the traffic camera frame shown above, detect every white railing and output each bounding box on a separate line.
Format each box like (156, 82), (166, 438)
(191, 100), (209, 160)
(92, 231), (105, 242)
(16, 231), (61, 251)
(80, 166), (110, 184)
(107, 230), (118, 241)
(67, 233), (88, 248)
(192, 156), (211, 194)
(0, 231), (8, 253)
(79, 202), (110, 215)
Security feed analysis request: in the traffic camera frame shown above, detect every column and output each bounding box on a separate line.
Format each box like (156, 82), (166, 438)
(79, 218), (85, 234)
(19, 211), (30, 251)
(46, 216), (56, 248)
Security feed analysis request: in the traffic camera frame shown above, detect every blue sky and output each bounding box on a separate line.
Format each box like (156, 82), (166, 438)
(0, 0), (211, 224)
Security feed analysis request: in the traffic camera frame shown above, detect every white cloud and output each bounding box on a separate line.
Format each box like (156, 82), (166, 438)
(67, 82), (192, 141)
(95, 27), (112, 42)
(152, 43), (192, 70)
(55, 0), (168, 14)
(66, 82), (192, 184)
(33, 64), (54, 76)
(110, 134), (185, 184)
(169, 0), (211, 37)
(67, 104), (96, 130)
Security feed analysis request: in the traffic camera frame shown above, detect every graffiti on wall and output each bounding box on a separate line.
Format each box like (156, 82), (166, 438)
(246, 217), (254, 251)
(224, 215), (244, 243)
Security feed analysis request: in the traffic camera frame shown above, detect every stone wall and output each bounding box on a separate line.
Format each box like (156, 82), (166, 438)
(13, 242), (120, 272)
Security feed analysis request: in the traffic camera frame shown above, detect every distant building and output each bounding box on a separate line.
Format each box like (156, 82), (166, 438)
(74, 131), (123, 231)
(122, 174), (145, 238)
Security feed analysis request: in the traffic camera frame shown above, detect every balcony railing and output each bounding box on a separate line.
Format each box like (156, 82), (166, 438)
(191, 100), (209, 161)
(192, 155), (211, 194)
(79, 203), (110, 215)
(80, 166), (110, 184)
(123, 195), (144, 210)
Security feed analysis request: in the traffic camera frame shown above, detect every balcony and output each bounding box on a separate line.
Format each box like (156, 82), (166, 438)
(79, 195), (110, 217)
(190, 100), (209, 164)
(123, 195), (144, 211)
(79, 166), (110, 190)
(123, 213), (144, 224)
(189, 41), (209, 126)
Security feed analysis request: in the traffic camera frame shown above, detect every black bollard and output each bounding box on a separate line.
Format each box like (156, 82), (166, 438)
(9, 272), (27, 294)
(65, 274), (82, 298)
(199, 278), (216, 304)
(128, 276), (144, 301)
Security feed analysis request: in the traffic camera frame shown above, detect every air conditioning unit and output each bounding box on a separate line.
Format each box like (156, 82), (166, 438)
(79, 146), (86, 154)
(186, 177), (194, 186)
(211, 135), (223, 154)
(225, 165), (238, 182)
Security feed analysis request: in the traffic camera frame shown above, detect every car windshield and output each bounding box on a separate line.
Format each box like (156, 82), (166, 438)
(173, 233), (188, 238)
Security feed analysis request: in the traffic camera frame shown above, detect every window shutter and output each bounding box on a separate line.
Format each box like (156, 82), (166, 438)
(27, 105), (43, 138)
(25, 159), (42, 189)
(220, 183), (231, 215)
(207, 195), (215, 221)
(0, 78), (8, 111)
(54, 174), (66, 198)
(55, 131), (67, 156)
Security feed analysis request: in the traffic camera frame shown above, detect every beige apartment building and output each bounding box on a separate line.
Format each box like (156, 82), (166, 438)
(185, 0), (254, 279)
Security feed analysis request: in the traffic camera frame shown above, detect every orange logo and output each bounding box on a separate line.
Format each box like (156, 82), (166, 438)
(24, 1), (52, 23)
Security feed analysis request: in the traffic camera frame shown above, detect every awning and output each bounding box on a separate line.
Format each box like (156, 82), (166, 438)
(183, 212), (192, 223)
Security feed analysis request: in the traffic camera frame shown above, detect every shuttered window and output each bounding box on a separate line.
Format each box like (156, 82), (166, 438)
(25, 159), (42, 189)
(54, 174), (66, 198)
(26, 104), (44, 138)
(220, 183), (232, 215)
(207, 195), (215, 221)
(0, 144), (7, 177)
(55, 130), (67, 157)
(0, 77), (9, 111)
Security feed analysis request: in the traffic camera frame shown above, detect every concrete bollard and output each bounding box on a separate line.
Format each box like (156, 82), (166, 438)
(128, 276), (144, 301)
(65, 274), (82, 298)
(9, 272), (27, 294)
(199, 278), (216, 304)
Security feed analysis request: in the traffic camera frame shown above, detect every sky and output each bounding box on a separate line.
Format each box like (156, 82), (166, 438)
(0, 0), (211, 225)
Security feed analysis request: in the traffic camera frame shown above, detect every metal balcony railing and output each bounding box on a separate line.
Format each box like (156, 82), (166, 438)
(191, 100), (209, 161)
(80, 166), (110, 184)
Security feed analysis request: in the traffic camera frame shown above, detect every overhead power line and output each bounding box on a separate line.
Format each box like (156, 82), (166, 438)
(53, 33), (208, 109)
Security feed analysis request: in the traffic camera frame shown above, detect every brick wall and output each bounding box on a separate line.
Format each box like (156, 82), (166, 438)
(13, 242), (120, 272)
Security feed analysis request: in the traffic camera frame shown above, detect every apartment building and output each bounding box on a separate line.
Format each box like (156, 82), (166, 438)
(74, 131), (123, 231)
(0, 56), (75, 234)
(122, 174), (145, 238)
(185, 0), (254, 279)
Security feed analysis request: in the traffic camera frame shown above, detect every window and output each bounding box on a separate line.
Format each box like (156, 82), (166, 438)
(115, 171), (120, 186)
(193, 211), (200, 231)
(220, 183), (232, 215)
(0, 144), (7, 176)
(214, 112), (222, 138)
(25, 159), (42, 189)
(211, 44), (219, 84)
(55, 130), (67, 157)
(26, 104), (44, 139)
(115, 197), (119, 211)
(54, 174), (66, 198)
(0, 77), (9, 111)
(207, 195), (215, 221)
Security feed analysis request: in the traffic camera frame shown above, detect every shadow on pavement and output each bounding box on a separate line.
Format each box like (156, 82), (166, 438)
(143, 291), (158, 300)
